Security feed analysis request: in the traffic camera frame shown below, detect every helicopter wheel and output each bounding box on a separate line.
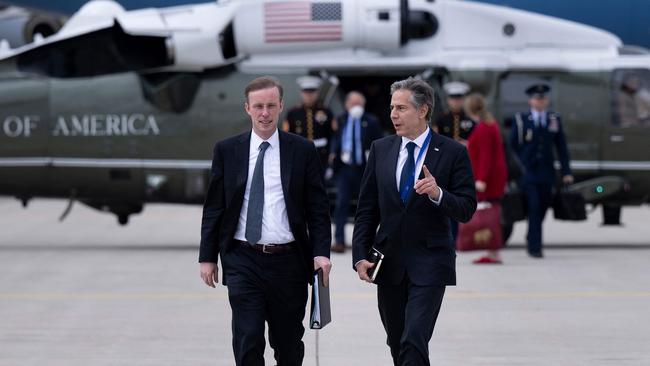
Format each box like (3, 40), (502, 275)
(117, 214), (129, 226)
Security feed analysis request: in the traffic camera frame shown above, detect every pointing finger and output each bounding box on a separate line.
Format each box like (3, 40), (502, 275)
(423, 165), (432, 178)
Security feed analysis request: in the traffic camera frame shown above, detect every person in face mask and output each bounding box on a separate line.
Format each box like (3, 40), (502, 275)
(330, 91), (384, 253)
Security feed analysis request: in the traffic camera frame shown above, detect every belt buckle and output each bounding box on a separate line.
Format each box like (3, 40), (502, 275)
(262, 244), (273, 254)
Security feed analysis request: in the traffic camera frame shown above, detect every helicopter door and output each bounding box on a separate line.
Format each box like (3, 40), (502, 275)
(0, 74), (49, 198)
(604, 69), (650, 161)
(602, 68), (650, 196)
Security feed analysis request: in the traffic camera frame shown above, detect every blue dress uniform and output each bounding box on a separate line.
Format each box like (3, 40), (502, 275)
(510, 85), (571, 257)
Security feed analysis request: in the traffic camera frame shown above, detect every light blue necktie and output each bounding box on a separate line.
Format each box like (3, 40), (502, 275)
(342, 116), (361, 165)
(245, 141), (270, 244)
(353, 118), (362, 165)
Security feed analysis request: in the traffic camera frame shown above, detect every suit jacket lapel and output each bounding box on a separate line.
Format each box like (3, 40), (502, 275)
(279, 131), (294, 198)
(232, 132), (250, 206)
(408, 128), (445, 205)
(385, 135), (402, 206)
(340, 113), (349, 133)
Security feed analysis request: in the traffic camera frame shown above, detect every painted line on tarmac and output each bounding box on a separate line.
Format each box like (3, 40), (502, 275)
(1, 291), (650, 301)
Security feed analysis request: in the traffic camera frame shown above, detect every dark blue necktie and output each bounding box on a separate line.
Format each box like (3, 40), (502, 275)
(399, 142), (416, 203)
(245, 141), (270, 244)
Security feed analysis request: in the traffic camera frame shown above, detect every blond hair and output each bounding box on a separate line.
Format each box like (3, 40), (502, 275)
(464, 93), (495, 123)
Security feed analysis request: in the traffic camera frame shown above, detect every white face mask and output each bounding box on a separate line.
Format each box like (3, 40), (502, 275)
(349, 105), (364, 119)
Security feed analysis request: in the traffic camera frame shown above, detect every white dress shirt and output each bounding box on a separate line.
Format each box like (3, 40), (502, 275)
(531, 109), (547, 127)
(395, 128), (442, 204)
(234, 129), (295, 244)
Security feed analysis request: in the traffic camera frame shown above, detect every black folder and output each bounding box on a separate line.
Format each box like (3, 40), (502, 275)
(309, 268), (331, 329)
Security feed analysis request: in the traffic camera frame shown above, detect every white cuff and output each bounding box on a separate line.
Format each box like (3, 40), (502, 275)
(428, 187), (443, 205)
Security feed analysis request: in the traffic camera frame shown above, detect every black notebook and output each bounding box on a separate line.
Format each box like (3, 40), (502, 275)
(309, 268), (331, 329)
(368, 247), (385, 283)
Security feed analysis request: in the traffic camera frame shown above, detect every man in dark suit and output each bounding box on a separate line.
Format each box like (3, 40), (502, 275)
(353, 77), (476, 366)
(510, 84), (573, 258)
(330, 91), (383, 253)
(199, 76), (332, 366)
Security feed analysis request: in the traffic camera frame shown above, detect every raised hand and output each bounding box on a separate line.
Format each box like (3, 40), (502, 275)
(414, 165), (440, 200)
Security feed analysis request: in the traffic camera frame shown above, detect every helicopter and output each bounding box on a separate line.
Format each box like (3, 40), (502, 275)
(0, 0), (648, 235)
(5, 0), (650, 49)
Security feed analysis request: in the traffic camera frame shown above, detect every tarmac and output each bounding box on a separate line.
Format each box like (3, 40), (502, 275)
(1, 197), (649, 365)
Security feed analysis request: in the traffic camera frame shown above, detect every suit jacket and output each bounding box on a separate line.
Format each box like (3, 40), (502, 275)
(509, 111), (571, 185)
(330, 112), (383, 173)
(352, 129), (477, 286)
(199, 130), (331, 284)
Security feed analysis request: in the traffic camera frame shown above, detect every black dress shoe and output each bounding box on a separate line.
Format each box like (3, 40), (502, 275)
(528, 251), (544, 258)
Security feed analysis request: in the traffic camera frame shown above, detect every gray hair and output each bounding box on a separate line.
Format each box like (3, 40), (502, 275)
(390, 77), (435, 122)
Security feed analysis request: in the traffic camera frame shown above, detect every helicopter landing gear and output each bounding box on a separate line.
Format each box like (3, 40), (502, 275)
(601, 204), (622, 226)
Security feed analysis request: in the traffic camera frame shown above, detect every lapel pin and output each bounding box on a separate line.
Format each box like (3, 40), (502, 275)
(434, 147), (440, 152)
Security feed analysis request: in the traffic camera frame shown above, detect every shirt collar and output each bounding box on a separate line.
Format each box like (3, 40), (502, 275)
(251, 128), (279, 150)
(531, 109), (546, 120)
(401, 127), (430, 151)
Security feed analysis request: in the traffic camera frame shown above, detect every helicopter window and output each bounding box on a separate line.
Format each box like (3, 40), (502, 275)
(406, 11), (438, 40)
(611, 69), (650, 127)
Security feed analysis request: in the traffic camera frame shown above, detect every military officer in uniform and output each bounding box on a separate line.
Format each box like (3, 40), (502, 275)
(282, 76), (337, 174)
(509, 84), (573, 258)
(433, 81), (475, 241)
(433, 81), (476, 144)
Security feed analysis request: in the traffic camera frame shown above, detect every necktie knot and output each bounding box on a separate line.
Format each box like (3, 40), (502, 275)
(259, 141), (270, 152)
(406, 141), (416, 156)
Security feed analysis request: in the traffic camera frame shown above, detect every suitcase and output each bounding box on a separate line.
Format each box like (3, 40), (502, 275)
(457, 202), (503, 251)
(553, 189), (587, 221)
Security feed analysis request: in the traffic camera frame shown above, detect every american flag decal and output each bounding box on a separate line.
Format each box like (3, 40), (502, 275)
(264, 1), (343, 43)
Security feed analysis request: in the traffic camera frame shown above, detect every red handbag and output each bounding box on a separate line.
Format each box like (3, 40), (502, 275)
(456, 202), (503, 251)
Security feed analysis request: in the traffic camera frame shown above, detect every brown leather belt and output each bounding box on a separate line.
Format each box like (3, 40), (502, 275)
(237, 240), (296, 254)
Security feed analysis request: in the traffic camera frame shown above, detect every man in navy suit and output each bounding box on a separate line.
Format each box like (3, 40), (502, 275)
(330, 91), (383, 253)
(199, 76), (332, 366)
(353, 77), (476, 365)
(510, 84), (573, 258)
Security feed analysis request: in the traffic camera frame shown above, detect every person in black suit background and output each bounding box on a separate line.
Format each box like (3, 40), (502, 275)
(330, 91), (383, 253)
(199, 76), (332, 366)
(353, 77), (476, 365)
